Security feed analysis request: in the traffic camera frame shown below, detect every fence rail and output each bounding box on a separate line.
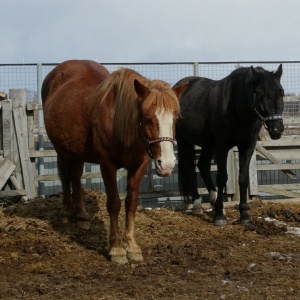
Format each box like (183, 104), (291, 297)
(1, 61), (300, 206)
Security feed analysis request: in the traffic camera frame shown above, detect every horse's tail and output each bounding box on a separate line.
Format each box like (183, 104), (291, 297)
(176, 129), (197, 204)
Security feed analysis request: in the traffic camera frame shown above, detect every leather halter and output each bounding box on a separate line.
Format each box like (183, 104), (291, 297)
(252, 93), (283, 130)
(139, 123), (175, 159)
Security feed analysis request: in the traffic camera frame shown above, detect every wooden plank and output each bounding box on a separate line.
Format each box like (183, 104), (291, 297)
(0, 189), (27, 198)
(0, 156), (28, 201)
(260, 183), (300, 190)
(35, 170), (128, 181)
(255, 143), (297, 179)
(0, 159), (16, 190)
(284, 95), (300, 102)
(259, 183), (300, 190)
(258, 185), (300, 198)
(256, 163), (300, 171)
(27, 108), (35, 157)
(226, 148), (236, 195)
(259, 135), (300, 147)
(33, 127), (47, 135)
(26, 103), (43, 110)
(2, 100), (13, 160)
(10, 90), (26, 189)
(0, 91), (8, 100)
(256, 150), (300, 161)
(26, 107), (37, 197)
(30, 150), (57, 158)
(249, 150), (258, 196)
(13, 106), (36, 199)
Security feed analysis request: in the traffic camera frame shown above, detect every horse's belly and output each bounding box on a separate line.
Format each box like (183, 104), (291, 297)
(178, 115), (214, 148)
(44, 110), (96, 161)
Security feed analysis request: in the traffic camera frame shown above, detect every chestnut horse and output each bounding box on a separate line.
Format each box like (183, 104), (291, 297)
(42, 60), (187, 263)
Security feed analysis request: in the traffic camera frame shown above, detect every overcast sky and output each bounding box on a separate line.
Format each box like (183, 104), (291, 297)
(1, 0), (300, 64)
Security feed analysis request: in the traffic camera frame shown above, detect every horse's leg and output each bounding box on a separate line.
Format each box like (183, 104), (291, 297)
(237, 142), (256, 224)
(123, 161), (148, 263)
(213, 147), (230, 226)
(57, 155), (73, 223)
(101, 163), (127, 264)
(197, 148), (217, 208)
(70, 161), (90, 228)
(176, 129), (197, 205)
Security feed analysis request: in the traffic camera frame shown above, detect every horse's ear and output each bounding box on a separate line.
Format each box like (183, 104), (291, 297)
(134, 79), (150, 99)
(250, 66), (261, 85)
(172, 82), (189, 100)
(274, 64), (283, 80)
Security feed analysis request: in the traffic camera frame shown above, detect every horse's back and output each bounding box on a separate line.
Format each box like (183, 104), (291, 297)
(175, 76), (225, 148)
(42, 60), (109, 103)
(42, 60), (110, 160)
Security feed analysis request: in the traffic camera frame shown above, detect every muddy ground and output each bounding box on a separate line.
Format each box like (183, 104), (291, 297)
(0, 189), (299, 300)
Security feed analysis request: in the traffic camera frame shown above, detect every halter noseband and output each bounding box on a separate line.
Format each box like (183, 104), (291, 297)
(252, 93), (283, 130)
(139, 123), (175, 159)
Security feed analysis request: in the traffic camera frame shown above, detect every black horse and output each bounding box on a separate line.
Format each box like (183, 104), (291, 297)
(174, 65), (284, 226)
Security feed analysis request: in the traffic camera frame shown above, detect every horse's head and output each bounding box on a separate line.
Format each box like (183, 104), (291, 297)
(134, 79), (188, 177)
(249, 64), (284, 140)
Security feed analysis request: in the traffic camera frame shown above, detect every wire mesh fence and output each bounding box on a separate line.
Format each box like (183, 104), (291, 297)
(1, 61), (299, 201)
(1, 61), (300, 92)
(1, 61), (299, 126)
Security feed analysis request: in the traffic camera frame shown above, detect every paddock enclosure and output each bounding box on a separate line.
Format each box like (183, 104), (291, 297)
(0, 62), (300, 299)
(0, 61), (299, 204)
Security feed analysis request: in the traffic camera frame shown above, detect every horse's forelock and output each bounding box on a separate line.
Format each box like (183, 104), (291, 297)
(143, 81), (180, 114)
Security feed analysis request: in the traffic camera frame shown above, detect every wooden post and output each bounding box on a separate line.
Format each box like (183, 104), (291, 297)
(26, 104), (38, 194)
(249, 150), (258, 199)
(226, 147), (238, 202)
(10, 89), (36, 199)
(2, 100), (13, 161)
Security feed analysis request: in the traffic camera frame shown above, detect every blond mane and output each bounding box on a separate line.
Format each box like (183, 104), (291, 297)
(95, 68), (180, 147)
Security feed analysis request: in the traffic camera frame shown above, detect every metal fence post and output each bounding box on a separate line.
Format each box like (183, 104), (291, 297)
(193, 62), (199, 76)
(37, 63), (45, 197)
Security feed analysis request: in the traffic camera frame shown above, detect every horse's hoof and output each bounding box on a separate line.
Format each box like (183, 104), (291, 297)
(213, 218), (226, 226)
(74, 210), (90, 222)
(109, 247), (128, 264)
(127, 252), (144, 263)
(192, 208), (204, 215)
(111, 255), (128, 264)
(192, 199), (204, 215)
(76, 220), (91, 229)
(238, 217), (251, 225)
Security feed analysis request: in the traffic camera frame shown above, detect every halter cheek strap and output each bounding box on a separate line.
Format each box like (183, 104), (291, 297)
(139, 123), (175, 159)
(252, 93), (283, 130)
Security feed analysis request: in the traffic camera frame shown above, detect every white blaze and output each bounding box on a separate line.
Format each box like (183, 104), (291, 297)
(155, 110), (176, 170)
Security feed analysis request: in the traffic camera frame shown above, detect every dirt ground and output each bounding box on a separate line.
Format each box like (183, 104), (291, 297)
(0, 189), (299, 300)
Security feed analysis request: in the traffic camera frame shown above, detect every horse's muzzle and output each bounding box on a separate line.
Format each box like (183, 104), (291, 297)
(266, 119), (284, 140)
(155, 159), (175, 177)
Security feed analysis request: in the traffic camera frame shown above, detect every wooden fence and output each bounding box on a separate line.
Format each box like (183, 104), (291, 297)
(0, 89), (300, 204)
